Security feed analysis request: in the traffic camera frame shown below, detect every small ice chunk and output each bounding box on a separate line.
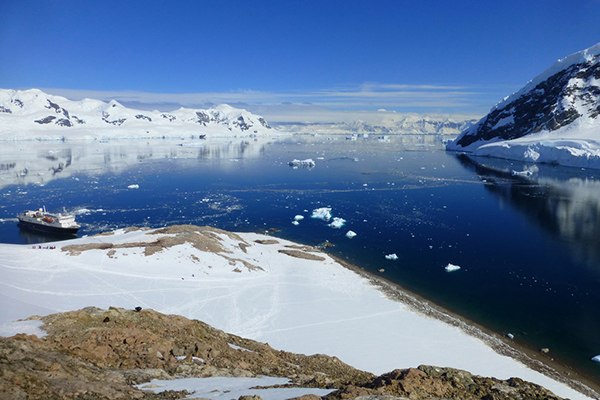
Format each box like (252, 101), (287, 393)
(292, 221), (300, 226)
(288, 159), (315, 168)
(328, 217), (346, 229)
(445, 263), (461, 272)
(128, 184), (139, 189)
(294, 215), (304, 221)
(385, 253), (398, 260)
(592, 355), (600, 363)
(507, 333), (515, 339)
(311, 207), (332, 221)
(345, 230), (357, 238)
(511, 170), (533, 177)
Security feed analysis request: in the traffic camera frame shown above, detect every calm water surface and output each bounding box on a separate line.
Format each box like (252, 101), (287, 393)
(1, 136), (599, 382)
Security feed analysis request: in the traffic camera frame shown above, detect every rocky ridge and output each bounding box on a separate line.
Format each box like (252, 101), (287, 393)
(0, 307), (568, 400)
(449, 43), (600, 150)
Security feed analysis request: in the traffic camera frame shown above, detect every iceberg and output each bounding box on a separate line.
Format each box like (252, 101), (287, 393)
(385, 253), (398, 260)
(311, 207), (332, 221)
(288, 159), (315, 168)
(327, 217), (346, 229)
(445, 263), (461, 272)
(345, 230), (357, 239)
(511, 170), (533, 177)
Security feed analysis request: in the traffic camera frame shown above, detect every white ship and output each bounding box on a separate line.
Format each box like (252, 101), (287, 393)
(17, 207), (80, 235)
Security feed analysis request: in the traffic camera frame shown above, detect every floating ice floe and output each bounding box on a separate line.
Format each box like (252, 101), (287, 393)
(288, 159), (315, 168)
(345, 230), (357, 239)
(592, 355), (600, 363)
(128, 184), (139, 189)
(292, 221), (300, 226)
(327, 217), (346, 229)
(445, 263), (461, 272)
(311, 207), (332, 221)
(511, 170), (533, 177)
(294, 215), (304, 221)
(385, 253), (398, 260)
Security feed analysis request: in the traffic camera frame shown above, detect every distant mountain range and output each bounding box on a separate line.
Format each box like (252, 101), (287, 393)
(276, 116), (477, 136)
(448, 42), (600, 169)
(0, 89), (276, 141)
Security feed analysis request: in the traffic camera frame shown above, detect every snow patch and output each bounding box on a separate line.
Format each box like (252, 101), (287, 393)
(137, 376), (334, 400)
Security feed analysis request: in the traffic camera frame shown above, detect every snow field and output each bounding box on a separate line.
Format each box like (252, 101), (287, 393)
(0, 227), (592, 400)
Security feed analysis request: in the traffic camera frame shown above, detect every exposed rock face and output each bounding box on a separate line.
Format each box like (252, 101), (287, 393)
(0, 307), (373, 399)
(326, 366), (563, 400)
(450, 43), (600, 149)
(0, 307), (566, 400)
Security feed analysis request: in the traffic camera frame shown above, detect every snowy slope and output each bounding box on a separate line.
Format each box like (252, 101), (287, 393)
(447, 43), (600, 169)
(0, 225), (593, 400)
(0, 89), (279, 140)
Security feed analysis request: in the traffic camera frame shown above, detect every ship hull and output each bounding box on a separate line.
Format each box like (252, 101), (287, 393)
(17, 220), (80, 235)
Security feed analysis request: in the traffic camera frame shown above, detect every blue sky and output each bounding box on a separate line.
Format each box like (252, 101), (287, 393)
(1, 0), (600, 121)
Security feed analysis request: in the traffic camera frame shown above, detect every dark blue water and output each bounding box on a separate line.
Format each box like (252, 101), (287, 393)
(1, 137), (599, 382)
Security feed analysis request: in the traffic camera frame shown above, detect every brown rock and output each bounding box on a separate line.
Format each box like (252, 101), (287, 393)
(0, 307), (575, 400)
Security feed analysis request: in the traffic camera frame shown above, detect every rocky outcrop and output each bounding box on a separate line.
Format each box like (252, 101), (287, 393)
(0, 307), (373, 399)
(0, 307), (567, 400)
(450, 43), (600, 150)
(326, 366), (562, 400)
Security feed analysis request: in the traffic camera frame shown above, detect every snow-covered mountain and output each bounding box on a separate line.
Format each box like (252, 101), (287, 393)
(447, 43), (600, 169)
(0, 89), (278, 141)
(277, 115), (477, 136)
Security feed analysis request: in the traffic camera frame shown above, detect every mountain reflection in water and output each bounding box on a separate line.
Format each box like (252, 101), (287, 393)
(457, 154), (600, 270)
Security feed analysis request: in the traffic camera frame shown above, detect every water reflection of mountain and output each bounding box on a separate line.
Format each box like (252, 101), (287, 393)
(456, 154), (600, 268)
(0, 139), (269, 189)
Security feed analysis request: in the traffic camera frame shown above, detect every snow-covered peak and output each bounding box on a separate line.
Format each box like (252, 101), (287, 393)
(447, 43), (600, 169)
(449, 43), (600, 152)
(0, 88), (278, 140)
(494, 42), (600, 112)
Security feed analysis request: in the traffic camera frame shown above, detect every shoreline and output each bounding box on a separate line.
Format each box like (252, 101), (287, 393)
(327, 253), (600, 398)
(1, 223), (598, 400)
